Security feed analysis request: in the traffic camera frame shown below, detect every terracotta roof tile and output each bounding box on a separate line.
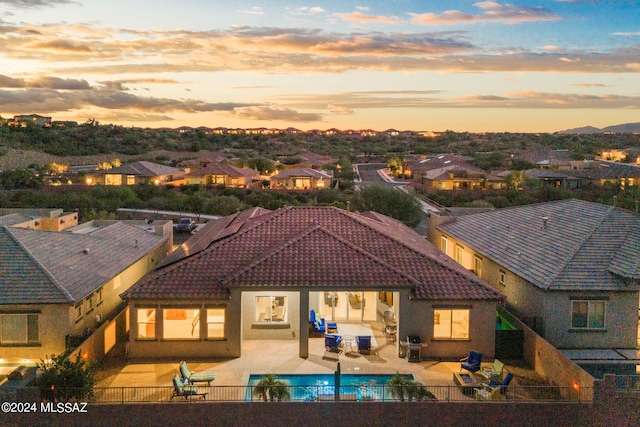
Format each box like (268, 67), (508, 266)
(124, 207), (501, 301)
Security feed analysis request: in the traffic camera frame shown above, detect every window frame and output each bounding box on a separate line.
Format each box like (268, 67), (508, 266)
(474, 256), (483, 278)
(162, 307), (201, 340)
(0, 313), (40, 345)
(136, 307), (157, 340)
(455, 244), (464, 264)
(206, 307), (226, 339)
(255, 296), (288, 324)
(571, 299), (606, 330)
(441, 236), (448, 255)
(432, 307), (470, 340)
(499, 269), (506, 287)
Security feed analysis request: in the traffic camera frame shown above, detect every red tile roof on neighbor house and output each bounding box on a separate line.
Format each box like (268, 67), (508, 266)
(122, 206), (502, 301)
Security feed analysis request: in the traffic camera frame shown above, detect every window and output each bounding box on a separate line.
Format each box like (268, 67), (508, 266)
(0, 313), (39, 344)
(163, 308), (200, 339)
(255, 296), (287, 323)
(571, 300), (605, 329)
(137, 308), (156, 339)
(474, 256), (483, 278)
(441, 236), (448, 254)
(499, 270), (506, 287)
(434, 309), (469, 339)
(126, 175), (135, 185)
(293, 178), (311, 189)
(75, 303), (82, 320)
(455, 244), (464, 264)
(207, 308), (225, 339)
(96, 288), (103, 306)
(86, 295), (94, 314)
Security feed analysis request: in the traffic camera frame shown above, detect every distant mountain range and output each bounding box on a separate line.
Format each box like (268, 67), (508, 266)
(558, 122), (640, 134)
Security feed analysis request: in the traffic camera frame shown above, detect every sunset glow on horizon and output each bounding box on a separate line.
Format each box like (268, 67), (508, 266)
(1, 0), (639, 132)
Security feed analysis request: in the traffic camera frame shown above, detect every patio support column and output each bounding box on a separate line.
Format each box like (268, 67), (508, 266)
(299, 290), (309, 358)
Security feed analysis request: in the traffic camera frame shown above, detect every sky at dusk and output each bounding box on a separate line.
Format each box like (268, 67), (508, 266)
(1, 0), (639, 132)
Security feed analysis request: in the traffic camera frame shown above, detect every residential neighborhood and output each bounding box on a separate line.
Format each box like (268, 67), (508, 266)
(1, 122), (640, 425)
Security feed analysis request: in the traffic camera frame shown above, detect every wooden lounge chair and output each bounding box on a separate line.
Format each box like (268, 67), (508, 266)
(171, 374), (207, 400)
(179, 361), (217, 386)
(481, 359), (504, 380)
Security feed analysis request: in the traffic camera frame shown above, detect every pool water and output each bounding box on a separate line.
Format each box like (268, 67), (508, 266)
(246, 373), (414, 401)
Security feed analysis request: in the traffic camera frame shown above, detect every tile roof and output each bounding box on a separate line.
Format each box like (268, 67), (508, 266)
(0, 223), (168, 304)
(97, 161), (183, 177)
(124, 206), (502, 301)
(185, 163), (257, 178)
(272, 168), (332, 179)
(438, 199), (640, 291)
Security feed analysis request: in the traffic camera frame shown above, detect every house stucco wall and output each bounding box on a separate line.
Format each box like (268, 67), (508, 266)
(431, 227), (638, 350)
(127, 296), (241, 360)
(241, 291), (300, 341)
(400, 296), (497, 360)
(0, 305), (69, 362)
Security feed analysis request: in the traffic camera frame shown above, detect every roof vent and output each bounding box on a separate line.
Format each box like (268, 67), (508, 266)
(542, 216), (548, 229)
(82, 248), (90, 254)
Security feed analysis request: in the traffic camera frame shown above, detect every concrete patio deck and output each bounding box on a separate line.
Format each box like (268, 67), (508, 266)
(95, 322), (543, 401)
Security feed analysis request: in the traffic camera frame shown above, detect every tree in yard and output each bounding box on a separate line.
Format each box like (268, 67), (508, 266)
(251, 374), (291, 402)
(352, 184), (423, 228)
(37, 350), (97, 402)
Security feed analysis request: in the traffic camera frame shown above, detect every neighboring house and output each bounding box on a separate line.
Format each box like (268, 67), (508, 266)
(184, 163), (259, 188)
(85, 161), (186, 186)
(522, 169), (581, 189)
(416, 164), (499, 191)
(270, 168), (333, 190)
(121, 206), (503, 361)
(430, 199), (640, 360)
(568, 161), (640, 189)
(598, 148), (640, 164)
(11, 114), (52, 127)
(0, 214), (171, 363)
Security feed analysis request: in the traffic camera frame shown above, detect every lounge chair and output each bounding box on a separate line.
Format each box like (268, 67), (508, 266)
(475, 372), (513, 400)
(460, 350), (482, 374)
(356, 336), (371, 355)
(324, 334), (342, 352)
(179, 361), (217, 386)
(481, 359), (504, 380)
(310, 309), (326, 333)
(171, 374), (207, 400)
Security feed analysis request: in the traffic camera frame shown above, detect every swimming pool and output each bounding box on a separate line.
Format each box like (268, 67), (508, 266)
(246, 373), (414, 401)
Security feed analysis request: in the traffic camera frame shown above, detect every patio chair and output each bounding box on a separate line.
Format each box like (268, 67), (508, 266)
(171, 374), (207, 400)
(324, 334), (342, 352)
(476, 372), (513, 400)
(383, 310), (397, 343)
(480, 359), (504, 380)
(488, 372), (513, 395)
(460, 350), (482, 374)
(310, 309), (326, 333)
(356, 335), (371, 355)
(179, 361), (217, 386)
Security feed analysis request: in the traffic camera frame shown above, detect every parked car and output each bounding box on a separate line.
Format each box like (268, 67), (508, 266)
(175, 217), (197, 233)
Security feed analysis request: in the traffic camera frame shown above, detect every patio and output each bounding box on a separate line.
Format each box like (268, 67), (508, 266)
(94, 322), (558, 402)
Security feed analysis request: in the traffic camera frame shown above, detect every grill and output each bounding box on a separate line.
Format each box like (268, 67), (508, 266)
(407, 335), (422, 362)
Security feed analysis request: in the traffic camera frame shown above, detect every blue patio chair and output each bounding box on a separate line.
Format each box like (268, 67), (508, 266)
(488, 372), (513, 395)
(356, 336), (371, 355)
(310, 309), (326, 333)
(460, 350), (482, 374)
(324, 334), (342, 352)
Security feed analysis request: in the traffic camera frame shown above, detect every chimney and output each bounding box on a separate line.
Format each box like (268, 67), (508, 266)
(542, 216), (548, 229)
(346, 200), (351, 214)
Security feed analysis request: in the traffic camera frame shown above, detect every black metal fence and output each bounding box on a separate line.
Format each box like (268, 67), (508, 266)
(18, 384), (593, 404)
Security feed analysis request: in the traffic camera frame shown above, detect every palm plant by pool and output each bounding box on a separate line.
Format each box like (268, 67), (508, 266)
(252, 374), (291, 402)
(388, 373), (436, 401)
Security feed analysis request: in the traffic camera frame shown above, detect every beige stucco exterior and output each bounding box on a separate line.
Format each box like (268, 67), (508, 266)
(0, 243), (168, 363)
(431, 226), (639, 350)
